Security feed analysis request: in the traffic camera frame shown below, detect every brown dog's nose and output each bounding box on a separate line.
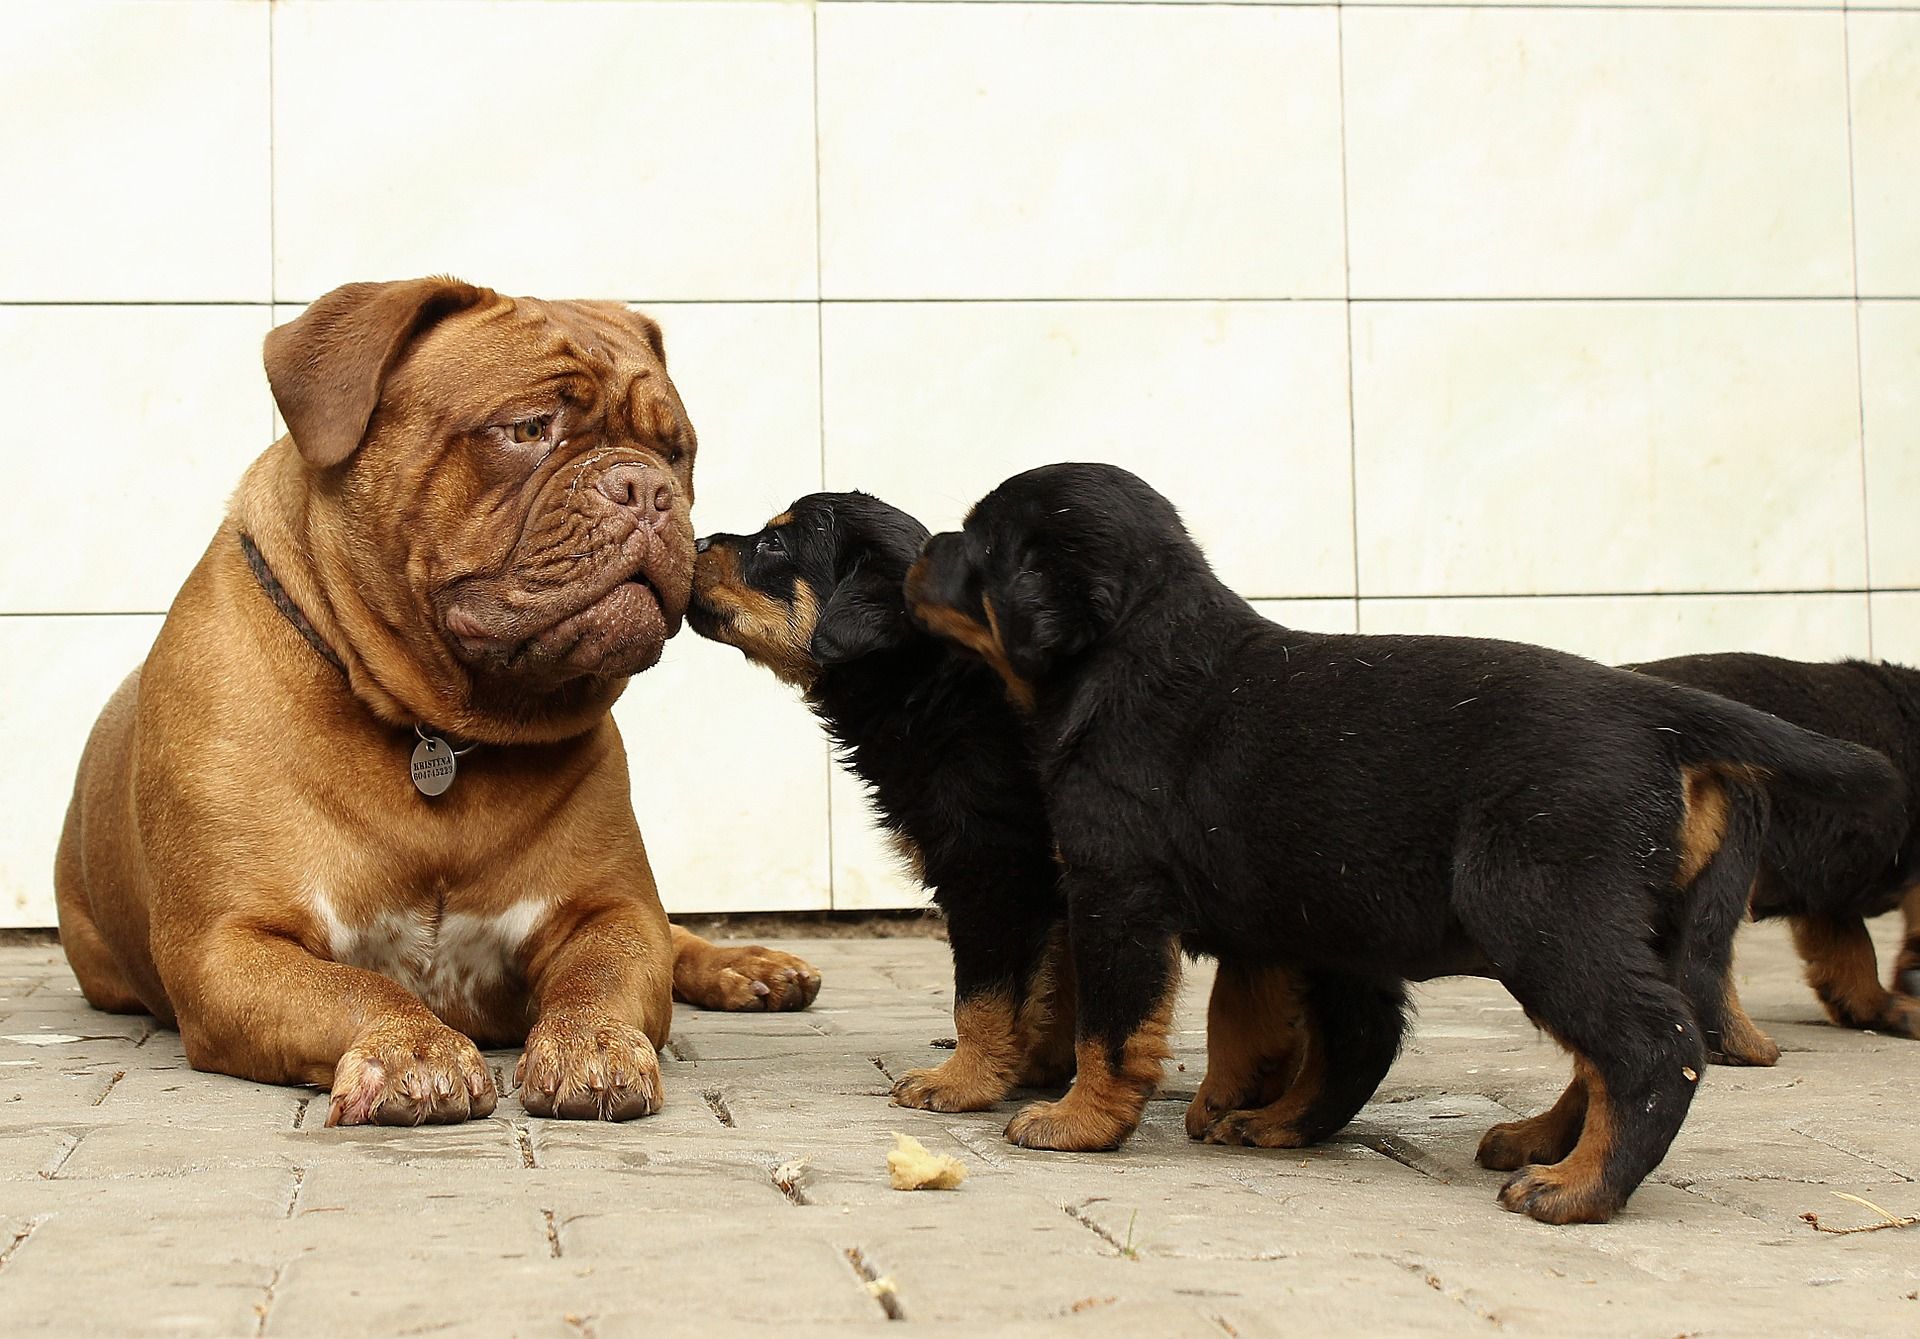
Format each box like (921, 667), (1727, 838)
(597, 463), (674, 528)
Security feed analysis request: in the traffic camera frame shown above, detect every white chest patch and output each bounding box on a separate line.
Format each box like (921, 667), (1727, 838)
(309, 889), (547, 1019)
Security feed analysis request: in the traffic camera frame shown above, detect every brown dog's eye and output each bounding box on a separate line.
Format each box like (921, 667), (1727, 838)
(665, 445), (684, 466)
(509, 416), (551, 445)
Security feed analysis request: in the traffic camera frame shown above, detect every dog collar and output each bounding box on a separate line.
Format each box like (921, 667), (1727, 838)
(239, 531), (475, 797)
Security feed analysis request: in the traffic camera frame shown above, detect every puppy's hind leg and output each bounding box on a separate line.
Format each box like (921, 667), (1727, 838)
(1187, 961), (1310, 1139)
(1890, 881), (1920, 1002)
(1201, 969), (1407, 1149)
(1792, 912), (1920, 1040)
(1460, 846), (1705, 1223)
(1671, 775), (1779, 1066)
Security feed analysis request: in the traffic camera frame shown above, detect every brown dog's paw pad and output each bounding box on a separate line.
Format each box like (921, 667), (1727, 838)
(687, 947), (822, 1012)
(891, 1063), (1008, 1113)
(1496, 1166), (1619, 1225)
(326, 1022), (496, 1128)
(515, 1016), (662, 1122)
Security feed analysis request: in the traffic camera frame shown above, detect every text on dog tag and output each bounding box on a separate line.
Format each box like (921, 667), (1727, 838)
(411, 735), (458, 797)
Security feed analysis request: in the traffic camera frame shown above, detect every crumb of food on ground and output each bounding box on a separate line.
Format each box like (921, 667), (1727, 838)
(773, 1155), (810, 1192)
(888, 1131), (967, 1190)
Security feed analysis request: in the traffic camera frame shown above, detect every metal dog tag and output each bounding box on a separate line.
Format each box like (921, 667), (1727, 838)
(410, 735), (458, 797)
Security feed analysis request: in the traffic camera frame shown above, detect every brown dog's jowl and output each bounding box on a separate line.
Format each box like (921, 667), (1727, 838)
(53, 277), (819, 1129)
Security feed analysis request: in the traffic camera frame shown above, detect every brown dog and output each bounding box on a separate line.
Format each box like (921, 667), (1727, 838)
(54, 277), (820, 1126)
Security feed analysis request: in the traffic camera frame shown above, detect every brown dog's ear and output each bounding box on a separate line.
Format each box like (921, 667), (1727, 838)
(264, 276), (489, 468)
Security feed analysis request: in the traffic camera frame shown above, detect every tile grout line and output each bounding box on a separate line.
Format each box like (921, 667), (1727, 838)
(11, 296), (1920, 310)
(1839, 9), (1876, 659)
(1336, 3), (1363, 624)
(813, 0), (839, 912)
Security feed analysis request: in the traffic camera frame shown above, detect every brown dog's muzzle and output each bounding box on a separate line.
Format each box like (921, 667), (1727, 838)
(441, 454), (695, 684)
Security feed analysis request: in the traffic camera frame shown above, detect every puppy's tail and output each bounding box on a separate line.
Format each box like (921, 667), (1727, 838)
(1655, 682), (1906, 830)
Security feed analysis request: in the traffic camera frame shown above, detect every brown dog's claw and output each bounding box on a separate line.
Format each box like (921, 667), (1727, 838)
(515, 1013), (661, 1121)
(326, 1019), (496, 1128)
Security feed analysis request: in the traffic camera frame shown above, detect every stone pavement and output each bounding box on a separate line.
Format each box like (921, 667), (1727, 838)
(1, 921), (1915, 1338)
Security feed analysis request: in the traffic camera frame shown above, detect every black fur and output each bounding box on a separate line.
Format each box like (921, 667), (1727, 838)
(689, 494), (1066, 1108)
(1632, 653), (1920, 1031)
(913, 463), (1905, 1223)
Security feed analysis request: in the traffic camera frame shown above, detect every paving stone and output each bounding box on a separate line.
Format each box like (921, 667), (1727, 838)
(0, 922), (1915, 1336)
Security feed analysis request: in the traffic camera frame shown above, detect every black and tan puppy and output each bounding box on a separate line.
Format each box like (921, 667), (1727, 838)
(688, 493), (1074, 1108)
(907, 462), (1902, 1224)
(1631, 652), (1920, 1054)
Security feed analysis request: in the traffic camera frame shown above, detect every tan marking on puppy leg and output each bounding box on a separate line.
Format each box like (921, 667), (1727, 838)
(1709, 975), (1781, 1066)
(1477, 1077), (1588, 1171)
(1893, 880), (1920, 997)
(1496, 1058), (1622, 1224)
(1792, 914), (1920, 1037)
(1018, 929), (1078, 1088)
(1006, 978), (1177, 1152)
(1673, 765), (1730, 887)
(1188, 964), (1310, 1140)
(893, 991), (1026, 1112)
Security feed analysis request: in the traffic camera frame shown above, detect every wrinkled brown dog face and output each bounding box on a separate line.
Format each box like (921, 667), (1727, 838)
(265, 278), (697, 705)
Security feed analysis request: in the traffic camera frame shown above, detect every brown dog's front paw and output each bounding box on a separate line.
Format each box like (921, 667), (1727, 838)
(1005, 1096), (1135, 1152)
(516, 1013), (662, 1121)
(1496, 1165), (1620, 1225)
(326, 1019), (496, 1127)
(892, 1062), (1010, 1113)
(681, 945), (822, 1012)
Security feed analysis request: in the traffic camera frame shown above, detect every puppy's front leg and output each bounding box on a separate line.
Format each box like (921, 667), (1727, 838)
(517, 897), (673, 1121)
(165, 924), (495, 1127)
(1005, 884), (1178, 1152)
(895, 913), (1068, 1113)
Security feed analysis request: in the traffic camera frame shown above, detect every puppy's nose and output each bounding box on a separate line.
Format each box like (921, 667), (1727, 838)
(597, 464), (675, 529)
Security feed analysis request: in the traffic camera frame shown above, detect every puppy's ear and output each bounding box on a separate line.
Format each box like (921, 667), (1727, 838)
(264, 276), (489, 468)
(997, 567), (1094, 682)
(811, 566), (910, 668)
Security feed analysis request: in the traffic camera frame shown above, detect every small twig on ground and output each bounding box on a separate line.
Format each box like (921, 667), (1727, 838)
(1801, 1192), (1920, 1235)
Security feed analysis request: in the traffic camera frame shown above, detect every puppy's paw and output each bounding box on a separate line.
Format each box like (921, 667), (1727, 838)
(1185, 1092), (1227, 1141)
(892, 1061), (1010, 1113)
(1476, 1117), (1576, 1172)
(1496, 1165), (1620, 1225)
(1005, 1097), (1135, 1152)
(1897, 968), (1920, 1004)
(516, 1013), (662, 1121)
(680, 945), (822, 1012)
(1880, 993), (1920, 1040)
(326, 1019), (496, 1127)
(1199, 1109), (1312, 1150)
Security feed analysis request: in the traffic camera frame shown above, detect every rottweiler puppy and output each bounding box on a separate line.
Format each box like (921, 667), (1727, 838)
(906, 462), (1903, 1224)
(1631, 652), (1920, 1054)
(687, 493), (1074, 1109)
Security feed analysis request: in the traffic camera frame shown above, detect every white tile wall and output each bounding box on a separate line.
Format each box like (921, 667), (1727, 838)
(1350, 302), (1868, 597)
(817, 3), (1345, 299)
(0, 616), (165, 924)
(1344, 10), (1855, 299)
(1861, 303), (1920, 589)
(821, 301), (1354, 596)
(272, 1), (818, 301)
(1850, 15), (1920, 297)
(0, 306), (275, 612)
(3, 0), (1915, 925)
(0, 2), (271, 302)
